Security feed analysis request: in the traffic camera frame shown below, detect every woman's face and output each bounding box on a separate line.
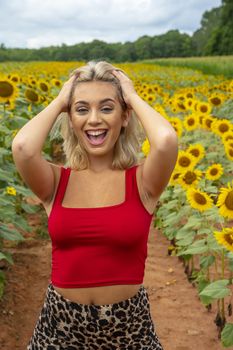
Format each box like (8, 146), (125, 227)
(69, 80), (128, 155)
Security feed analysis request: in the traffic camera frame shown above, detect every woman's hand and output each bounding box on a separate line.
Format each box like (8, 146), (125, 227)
(55, 74), (77, 112)
(111, 70), (138, 109)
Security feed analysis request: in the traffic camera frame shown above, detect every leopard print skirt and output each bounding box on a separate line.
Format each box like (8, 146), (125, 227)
(27, 282), (164, 349)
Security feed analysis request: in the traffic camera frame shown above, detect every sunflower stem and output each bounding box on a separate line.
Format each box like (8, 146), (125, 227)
(207, 266), (210, 281)
(3, 102), (6, 118)
(191, 255), (194, 273)
(221, 248), (226, 321)
(214, 252), (220, 280)
(217, 299), (220, 314)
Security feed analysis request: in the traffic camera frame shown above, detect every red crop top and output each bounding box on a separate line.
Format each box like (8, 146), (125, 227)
(48, 164), (154, 288)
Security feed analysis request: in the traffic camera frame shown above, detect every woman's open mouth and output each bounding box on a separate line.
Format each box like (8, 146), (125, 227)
(85, 130), (108, 146)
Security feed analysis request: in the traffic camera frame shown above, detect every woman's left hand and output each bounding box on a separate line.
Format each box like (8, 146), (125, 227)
(111, 70), (137, 109)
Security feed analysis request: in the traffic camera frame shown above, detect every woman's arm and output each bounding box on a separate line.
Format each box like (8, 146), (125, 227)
(112, 69), (178, 200)
(128, 92), (178, 199)
(11, 76), (75, 203)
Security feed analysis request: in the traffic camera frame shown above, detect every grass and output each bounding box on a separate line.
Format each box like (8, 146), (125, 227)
(141, 56), (233, 79)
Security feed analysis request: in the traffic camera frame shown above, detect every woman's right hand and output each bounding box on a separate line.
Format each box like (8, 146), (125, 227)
(55, 74), (78, 113)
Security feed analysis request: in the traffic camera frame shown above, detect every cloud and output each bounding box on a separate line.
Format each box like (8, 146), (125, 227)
(0, 0), (222, 48)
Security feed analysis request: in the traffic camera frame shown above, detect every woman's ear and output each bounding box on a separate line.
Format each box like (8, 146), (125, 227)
(122, 109), (132, 127)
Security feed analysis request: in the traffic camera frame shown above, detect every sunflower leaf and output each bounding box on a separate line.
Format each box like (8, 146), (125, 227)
(177, 239), (208, 255)
(221, 323), (233, 347)
(200, 255), (215, 269)
(199, 279), (230, 299)
(0, 251), (14, 265)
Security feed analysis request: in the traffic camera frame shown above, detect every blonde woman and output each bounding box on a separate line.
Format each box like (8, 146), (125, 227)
(12, 60), (178, 349)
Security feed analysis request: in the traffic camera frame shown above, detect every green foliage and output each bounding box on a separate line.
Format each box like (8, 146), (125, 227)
(199, 279), (231, 299)
(208, 0), (233, 55)
(143, 56), (233, 79)
(0, 105), (42, 287)
(192, 7), (222, 56)
(0, 30), (194, 62)
(221, 323), (233, 347)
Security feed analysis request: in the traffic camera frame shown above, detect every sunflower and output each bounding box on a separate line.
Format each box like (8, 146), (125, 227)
(51, 78), (62, 88)
(24, 88), (40, 104)
(183, 98), (196, 112)
(5, 186), (17, 196)
(186, 144), (205, 163)
(201, 115), (216, 131)
(186, 187), (213, 212)
(177, 168), (202, 190)
(174, 98), (186, 112)
(170, 122), (183, 138)
(142, 138), (150, 156)
(28, 76), (37, 86)
(225, 139), (233, 149)
(222, 130), (233, 143)
(151, 84), (162, 94)
(175, 150), (198, 171)
(38, 79), (50, 93)
(183, 114), (200, 131)
(0, 78), (18, 103)
(225, 144), (233, 161)
(169, 170), (182, 186)
(208, 93), (225, 107)
(205, 163), (224, 181)
(213, 227), (233, 252)
(196, 101), (212, 115)
(169, 117), (182, 127)
(145, 93), (156, 105)
(211, 119), (232, 138)
(216, 180), (233, 219)
(8, 73), (21, 84)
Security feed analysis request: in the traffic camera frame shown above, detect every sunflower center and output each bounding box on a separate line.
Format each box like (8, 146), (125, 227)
(179, 156), (191, 167)
(40, 82), (49, 92)
(174, 173), (180, 180)
(224, 233), (233, 246)
(184, 171), (196, 184)
(206, 119), (213, 128)
(225, 191), (233, 210)
(211, 97), (221, 106)
(188, 118), (195, 126)
(194, 193), (207, 205)
(25, 89), (39, 102)
(200, 105), (208, 113)
(219, 123), (229, 133)
(0, 81), (14, 97)
(210, 168), (218, 175)
(190, 149), (200, 157)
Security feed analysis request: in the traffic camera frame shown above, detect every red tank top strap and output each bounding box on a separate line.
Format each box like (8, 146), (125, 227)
(53, 166), (71, 207)
(127, 164), (139, 200)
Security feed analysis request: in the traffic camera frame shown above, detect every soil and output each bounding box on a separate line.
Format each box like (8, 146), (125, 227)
(0, 209), (231, 350)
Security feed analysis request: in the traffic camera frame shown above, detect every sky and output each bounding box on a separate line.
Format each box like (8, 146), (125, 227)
(0, 0), (222, 49)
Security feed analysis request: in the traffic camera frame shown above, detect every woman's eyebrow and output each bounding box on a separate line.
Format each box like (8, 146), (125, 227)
(74, 98), (116, 105)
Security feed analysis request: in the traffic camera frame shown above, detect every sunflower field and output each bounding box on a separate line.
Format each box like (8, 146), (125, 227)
(0, 60), (233, 347)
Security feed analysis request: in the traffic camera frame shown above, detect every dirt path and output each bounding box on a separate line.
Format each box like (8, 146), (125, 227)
(0, 222), (224, 350)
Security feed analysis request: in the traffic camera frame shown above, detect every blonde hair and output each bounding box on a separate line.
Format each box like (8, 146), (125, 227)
(50, 60), (146, 170)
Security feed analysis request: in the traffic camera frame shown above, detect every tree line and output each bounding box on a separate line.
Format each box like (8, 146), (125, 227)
(0, 0), (232, 62)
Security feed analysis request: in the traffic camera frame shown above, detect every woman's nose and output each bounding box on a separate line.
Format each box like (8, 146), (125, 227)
(89, 109), (101, 122)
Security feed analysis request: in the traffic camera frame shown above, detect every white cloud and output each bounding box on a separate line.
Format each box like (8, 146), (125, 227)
(0, 0), (222, 48)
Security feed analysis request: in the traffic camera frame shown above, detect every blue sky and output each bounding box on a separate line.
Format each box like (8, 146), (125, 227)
(0, 0), (222, 49)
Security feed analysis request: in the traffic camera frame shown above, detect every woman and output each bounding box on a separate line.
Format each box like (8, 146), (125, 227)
(12, 60), (178, 349)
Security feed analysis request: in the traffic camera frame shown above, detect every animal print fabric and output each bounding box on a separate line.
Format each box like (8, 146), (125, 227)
(27, 282), (164, 349)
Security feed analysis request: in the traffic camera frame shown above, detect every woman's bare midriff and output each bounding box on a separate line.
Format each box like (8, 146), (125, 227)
(53, 284), (142, 306)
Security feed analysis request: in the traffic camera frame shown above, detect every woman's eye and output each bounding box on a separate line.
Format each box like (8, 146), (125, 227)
(102, 107), (113, 112)
(77, 108), (87, 113)
(76, 107), (113, 113)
